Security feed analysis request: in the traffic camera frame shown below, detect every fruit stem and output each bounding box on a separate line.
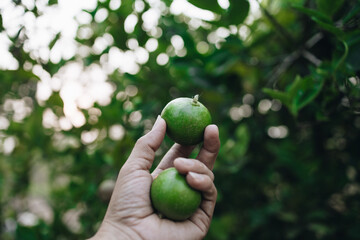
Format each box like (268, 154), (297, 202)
(192, 94), (199, 106)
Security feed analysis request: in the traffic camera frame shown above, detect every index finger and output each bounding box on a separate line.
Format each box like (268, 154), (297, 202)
(196, 124), (220, 170)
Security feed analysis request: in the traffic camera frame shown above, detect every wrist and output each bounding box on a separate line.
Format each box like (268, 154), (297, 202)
(89, 220), (142, 240)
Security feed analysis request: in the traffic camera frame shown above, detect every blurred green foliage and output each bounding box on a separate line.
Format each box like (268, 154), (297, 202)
(1, 0), (360, 239)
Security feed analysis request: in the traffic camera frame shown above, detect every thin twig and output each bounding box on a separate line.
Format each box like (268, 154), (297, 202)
(266, 32), (324, 87)
(255, 0), (294, 46)
(302, 50), (322, 67)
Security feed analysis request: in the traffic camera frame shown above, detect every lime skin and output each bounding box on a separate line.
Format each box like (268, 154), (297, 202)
(150, 168), (201, 221)
(161, 96), (212, 145)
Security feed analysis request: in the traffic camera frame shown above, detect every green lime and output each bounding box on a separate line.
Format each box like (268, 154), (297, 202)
(150, 167), (201, 221)
(161, 95), (212, 145)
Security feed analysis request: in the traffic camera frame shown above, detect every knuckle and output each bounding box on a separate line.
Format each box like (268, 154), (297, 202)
(204, 175), (213, 187)
(135, 135), (147, 147)
(209, 171), (215, 181)
(195, 159), (215, 180)
(134, 136), (153, 157)
(213, 185), (218, 198)
(208, 181), (217, 195)
(195, 159), (207, 170)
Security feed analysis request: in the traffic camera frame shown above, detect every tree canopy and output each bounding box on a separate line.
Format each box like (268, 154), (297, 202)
(1, 0), (360, 239)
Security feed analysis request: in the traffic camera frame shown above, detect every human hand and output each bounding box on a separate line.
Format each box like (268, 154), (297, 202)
(89, 116), (220, 240)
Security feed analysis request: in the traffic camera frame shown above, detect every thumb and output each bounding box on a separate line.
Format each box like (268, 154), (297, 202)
(125, 116), (166, 171)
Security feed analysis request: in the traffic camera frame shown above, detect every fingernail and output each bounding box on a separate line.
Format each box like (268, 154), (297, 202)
(152, 115), (162, 129)
(189, 171), (203, 181)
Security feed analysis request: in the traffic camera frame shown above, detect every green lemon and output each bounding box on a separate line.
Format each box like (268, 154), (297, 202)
(150, 167), (201, 221)
(161, 95), (212, 145)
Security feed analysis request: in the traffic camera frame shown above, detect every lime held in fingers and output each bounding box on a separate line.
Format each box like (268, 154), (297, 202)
(161, 95), (212, 145)
(150, 167), (201, 221)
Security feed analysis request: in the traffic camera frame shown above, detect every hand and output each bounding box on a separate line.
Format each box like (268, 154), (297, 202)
(89, 116), (220, 240)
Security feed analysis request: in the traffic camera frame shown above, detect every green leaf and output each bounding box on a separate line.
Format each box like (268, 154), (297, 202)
(228, 0), (250, 24)
(316, 0), (344, 18)
(311, 18), (344, 38)
(346, 39), (360, 71)
(262, 88), (291, 106)
(342, 4), (360, 23)
(308, 223), (333, 237)
(48, 0), (58, 5)
(0, 14), (4, 32)
(234, 124), (250, 156)
(334, 41), (349, 70)
(292, 4), (344, 38)
(264, 73), (326, 116)
(292, 75), (325, 112)
(278, 212), (298, 223)
(49, 32), (61, 50)
(187, 0), (224, 14)
(287, 75), (303, 98)
(292, 4), (332, 24)
(47, 92), (64, 108)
